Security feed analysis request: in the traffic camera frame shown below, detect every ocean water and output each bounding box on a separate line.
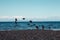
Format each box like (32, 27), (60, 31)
(0, 21), (60, 31)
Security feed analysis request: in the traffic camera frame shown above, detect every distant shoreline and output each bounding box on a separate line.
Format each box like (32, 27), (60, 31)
(0, 21), (60, 22)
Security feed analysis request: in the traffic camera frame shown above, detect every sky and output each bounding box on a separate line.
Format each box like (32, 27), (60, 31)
(0, 0), (60, 21)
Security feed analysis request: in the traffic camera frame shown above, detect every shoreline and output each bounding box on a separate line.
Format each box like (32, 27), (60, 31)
(0, 30), (60, 40)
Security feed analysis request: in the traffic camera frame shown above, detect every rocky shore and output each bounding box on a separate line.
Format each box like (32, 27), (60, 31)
(0, 30), (60, 40)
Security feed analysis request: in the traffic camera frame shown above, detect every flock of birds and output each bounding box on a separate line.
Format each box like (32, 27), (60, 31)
(14, 18), (52, 30)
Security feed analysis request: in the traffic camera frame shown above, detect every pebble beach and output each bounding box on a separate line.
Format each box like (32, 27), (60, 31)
(0, 30), (60, 40)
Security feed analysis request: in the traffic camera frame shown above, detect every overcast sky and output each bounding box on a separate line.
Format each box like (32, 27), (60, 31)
(0, 0), (60, 21)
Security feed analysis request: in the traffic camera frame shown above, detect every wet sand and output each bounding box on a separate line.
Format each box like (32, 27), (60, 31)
(0, 30), (60, 40)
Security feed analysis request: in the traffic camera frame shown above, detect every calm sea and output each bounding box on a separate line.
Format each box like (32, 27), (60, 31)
(0, 21), (60, 31)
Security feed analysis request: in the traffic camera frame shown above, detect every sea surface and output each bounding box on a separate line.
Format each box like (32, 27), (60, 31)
(0, 21), (60, 31)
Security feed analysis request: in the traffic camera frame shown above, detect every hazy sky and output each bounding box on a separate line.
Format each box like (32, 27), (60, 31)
(0, 0), (60, 21)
